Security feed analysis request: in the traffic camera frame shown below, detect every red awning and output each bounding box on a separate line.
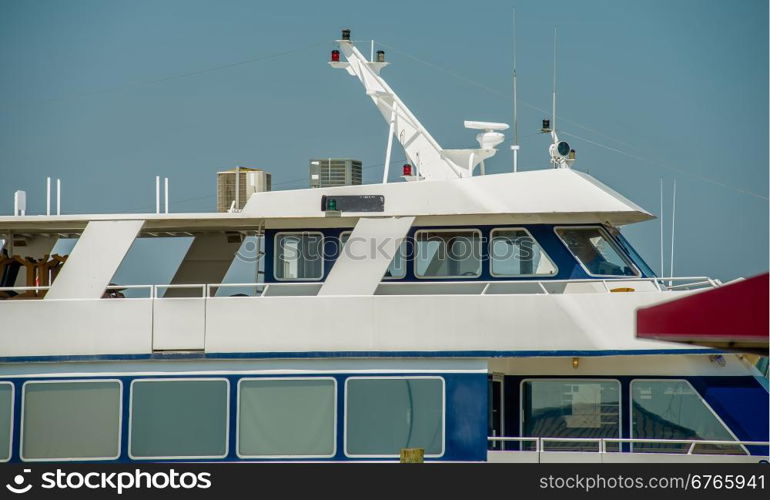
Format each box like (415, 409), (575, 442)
(637, 273), (769, 354)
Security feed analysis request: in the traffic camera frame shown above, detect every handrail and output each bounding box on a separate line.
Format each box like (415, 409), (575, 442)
(486, 437), (770, 455)
(0, 276), (719, 300)
(153, 284), (206, 298)
(486, 436), (540, 452)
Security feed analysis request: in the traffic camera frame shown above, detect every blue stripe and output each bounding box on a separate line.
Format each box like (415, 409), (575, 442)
(0, 348), (720, 364)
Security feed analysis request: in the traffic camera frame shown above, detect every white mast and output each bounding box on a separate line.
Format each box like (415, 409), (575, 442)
(330, 31), (508, 181)
(511, 9), (520, 173)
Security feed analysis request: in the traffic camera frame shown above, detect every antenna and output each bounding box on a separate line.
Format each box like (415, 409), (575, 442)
(511, 9), (520, 173)
(669, 178), (677, 284)
(552, 26), (557, 134)
(659, 177), (664, 277)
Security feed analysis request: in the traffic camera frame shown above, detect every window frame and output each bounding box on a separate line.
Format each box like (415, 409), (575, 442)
(20, 378), (123, 462)
(128, 377), (230, 460)
(339, 231), (407, 280)
(273, 231), (326, 282)
(553, 225), (641, 278)
(489, 227), (559, 278)
(0, 381), (14, 463)
(628, 378), (747, 454)
(343, 375), (446, 459)
(413, 229), (483, 280)
(519, 378), (623, 441)
(235, 376), (338, 459)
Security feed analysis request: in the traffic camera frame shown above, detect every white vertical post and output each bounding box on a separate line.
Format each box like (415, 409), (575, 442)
(14, 191), (26, 216)
(46, 177), (51, 216)
(370, 40), (374, 62)
(164, 177), (169, 214)
(659, 177), (664, 277)
(669, 178), (677, 284)
(155, 176), (160, 214)
(479, 160), (486, 176)
(382, 103), (397, 183)
(552, 26), (558, 133)
(235, 166), (240, 211)
(512, 8), (519, 173)
(512, 145), (519, 173)
(56, 179), (61, 215)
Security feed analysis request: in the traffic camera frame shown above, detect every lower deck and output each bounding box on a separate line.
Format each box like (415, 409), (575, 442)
(0, 355), (766, 463)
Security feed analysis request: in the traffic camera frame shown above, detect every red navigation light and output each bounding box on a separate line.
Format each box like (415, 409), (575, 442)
(402, 164), (413, 176)
(331, 50), (340, 62)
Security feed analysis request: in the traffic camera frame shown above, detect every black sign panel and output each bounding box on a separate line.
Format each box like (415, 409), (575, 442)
(321, 195), (385, 212)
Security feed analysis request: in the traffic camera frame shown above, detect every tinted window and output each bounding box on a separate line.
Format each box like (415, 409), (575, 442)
(414, 231), (481, 278)
(238, 378), (335, 457)
(130, 379), (228, 459)
(491, 229), (557, 276)
(556, 227), (638, 276)
(346, 378), (443, 456)
(22, 381), (121, 460)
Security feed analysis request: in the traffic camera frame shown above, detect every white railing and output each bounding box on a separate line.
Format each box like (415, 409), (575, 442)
(0, 276), (718, 300)
(487, 436), (769, 455)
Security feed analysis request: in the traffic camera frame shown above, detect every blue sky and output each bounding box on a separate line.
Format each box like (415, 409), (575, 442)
(0, 0), (767, 283)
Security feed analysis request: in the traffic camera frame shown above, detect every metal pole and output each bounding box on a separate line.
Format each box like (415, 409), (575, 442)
(669, 178), (677, 283)
(552, 26), (557, 133)
(56, 179), (61, 215)
(235, 166), (240, 211)
(46, 177), (51, 216)
(512, 8), (519, 173)
(164, 177), (169, 214)
(155, 176), (160, 214)
(659, 178), (664, 277)
(383, 103), (397, 183)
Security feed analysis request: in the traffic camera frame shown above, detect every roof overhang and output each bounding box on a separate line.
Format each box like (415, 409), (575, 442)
(636, 273), (769, 354)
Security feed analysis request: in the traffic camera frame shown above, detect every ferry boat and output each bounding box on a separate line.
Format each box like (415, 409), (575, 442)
(0, 30), (767, 464)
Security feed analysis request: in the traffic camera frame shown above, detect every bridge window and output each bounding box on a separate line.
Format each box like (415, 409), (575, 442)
(0, 383), (12, 462)
(345, 377), (444, 457)
(130, 379), (229, 459)
(340, 231), (407, 279)
(237, 378), (336, 458)
(414, 230), (481, 279)
(555, 226), (639, 277)
(274, 232), (324, 280)
(630, 379), (745, 454)
(21, 380), (121, 461)
(521, 379), (620, 451)
(490, 228), (557, 276)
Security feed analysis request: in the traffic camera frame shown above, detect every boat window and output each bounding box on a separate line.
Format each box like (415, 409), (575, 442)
(490, 228), (557, 276)
(340, 231), (407, 279)
(21, 380), (121, 461)
(521, 379), (620, 451)
(555, 226), (639, 277)
(414, 230), (481, 279)
(630, 379), (745, 454)
(345, 377), (444, 457)
(238, 378), (336, 458)
(0, 383), (12, 462)
(130, 379), (228, 459)
(274, 232), (324, 280)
